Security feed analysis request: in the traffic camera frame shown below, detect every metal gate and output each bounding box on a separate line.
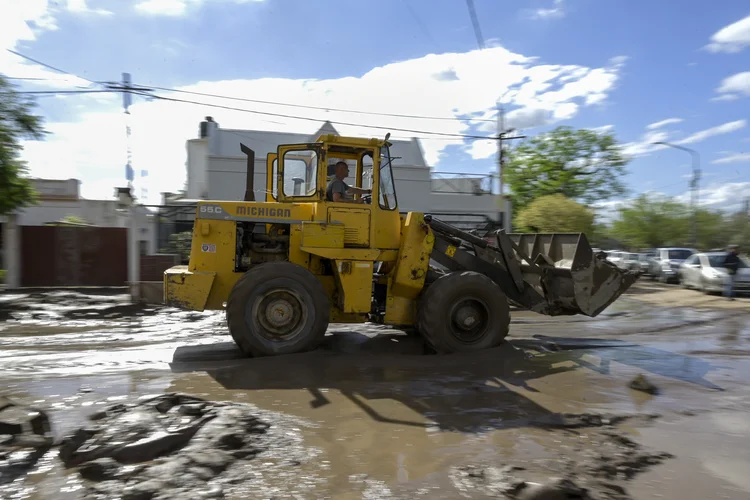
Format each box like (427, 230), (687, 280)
(21, 226), (128, 286)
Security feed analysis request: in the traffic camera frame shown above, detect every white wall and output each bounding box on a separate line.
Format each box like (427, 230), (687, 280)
(16, 200), (122, 227)
(207, 156), (267, 201)
(429, 192), (503, 217)
(15, 200), (157, 255)
(186, 139), (208, 199)
(2, 215), (20, 288)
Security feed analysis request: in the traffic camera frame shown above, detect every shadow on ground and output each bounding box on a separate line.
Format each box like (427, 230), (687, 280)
(169, 329), (725, 433)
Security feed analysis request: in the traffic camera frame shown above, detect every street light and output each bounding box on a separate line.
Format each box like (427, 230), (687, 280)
(651, 141), (701, 248)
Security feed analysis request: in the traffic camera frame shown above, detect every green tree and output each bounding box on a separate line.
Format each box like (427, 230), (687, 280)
(694, 208), (732, 250)
(515, 194), (594, 234)
(610, 194), (689, 249)
(721, 209), (750, 250)
(504, 126), (628, 212)
(161, 231), (193, 263)
(58, 214), (90, 225)
(0, 74), (46, 215)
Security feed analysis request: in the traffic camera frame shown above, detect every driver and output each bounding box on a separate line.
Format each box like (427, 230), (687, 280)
(326, 161), (371, 203)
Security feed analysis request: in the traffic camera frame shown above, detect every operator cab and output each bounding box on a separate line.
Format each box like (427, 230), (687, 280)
(264, 134), (398, 210)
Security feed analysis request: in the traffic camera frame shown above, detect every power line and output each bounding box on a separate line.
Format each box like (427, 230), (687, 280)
(4, 76), (69, 81)
(401, 0), (439, 47)
(125, 90), (495, 140)
(6, 49), (496, 139)
(6, 49), (97, 85)
(1, 89), (115, 95)
(7, 49), (499, 131)
(131, 83), (496, 123)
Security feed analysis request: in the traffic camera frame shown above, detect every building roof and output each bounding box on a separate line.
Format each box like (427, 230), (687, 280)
(207, 121), (427, 168)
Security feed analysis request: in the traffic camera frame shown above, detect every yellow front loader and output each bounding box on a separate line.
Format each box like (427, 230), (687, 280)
(164, 134), (637, 356)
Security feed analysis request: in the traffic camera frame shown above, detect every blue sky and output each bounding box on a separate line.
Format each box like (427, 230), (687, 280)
(1, 0), (749, 212)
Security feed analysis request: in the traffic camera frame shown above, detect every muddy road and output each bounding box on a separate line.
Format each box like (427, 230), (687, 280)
(1, 284), (749, 499)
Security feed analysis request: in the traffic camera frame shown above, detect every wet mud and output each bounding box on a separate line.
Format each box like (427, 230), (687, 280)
(1, 288), (749, 499)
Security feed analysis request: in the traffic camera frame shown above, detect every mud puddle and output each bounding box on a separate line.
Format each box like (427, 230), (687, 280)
(2, 291), (750, 498)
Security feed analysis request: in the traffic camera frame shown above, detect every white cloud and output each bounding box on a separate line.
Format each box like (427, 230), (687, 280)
(0, 0), (57, 52)
(621, 120), (746, 158)
(590, 125), (613, 134)
(531, 0), (565, 20)
(15, 45), (628, 202)
(135, 0), (190, 16)
(646, 117), (683, 130)
(621, 130), (669, 157)
(714, 71), (750, 101)
(704, 14), (750, 53)
(134, 0), (263, 16)
(674, 120), (746, 145)
(66, 0), (113, 15)
(691, 181), (750, 212)
(713, 152), (750, 164)
(0, 0), (94, 88)
(711, 93), (741, 102)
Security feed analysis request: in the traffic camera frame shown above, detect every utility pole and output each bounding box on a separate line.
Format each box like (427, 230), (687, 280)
(496, 105), (525, 231)
(104, 74), (154, 303)
(652, 141), (701, 248)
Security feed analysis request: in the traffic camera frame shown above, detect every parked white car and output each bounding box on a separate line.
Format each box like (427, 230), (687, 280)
(605, 251), (624, 267)
(618, 253), (641, 272)
(648, 247), (696, 283)
(679, 252), (750, 294)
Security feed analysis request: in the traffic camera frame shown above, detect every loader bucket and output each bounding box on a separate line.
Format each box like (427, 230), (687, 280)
(507, 233), (638, 317)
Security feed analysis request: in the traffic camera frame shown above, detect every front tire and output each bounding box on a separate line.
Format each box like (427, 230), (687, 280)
(417, 271), (510, 353)
(226, 262), (330, 357)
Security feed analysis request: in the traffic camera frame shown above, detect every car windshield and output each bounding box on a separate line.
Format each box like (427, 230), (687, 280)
(708, 254), (749, 268)
(667, 250), (692, 260)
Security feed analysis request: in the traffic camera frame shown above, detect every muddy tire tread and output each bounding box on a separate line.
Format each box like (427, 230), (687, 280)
(417, 271), (510, 353)
(226, 262), (330, 357)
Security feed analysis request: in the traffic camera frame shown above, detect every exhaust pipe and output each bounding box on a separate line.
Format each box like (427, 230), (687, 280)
(240, 143), (255, 202)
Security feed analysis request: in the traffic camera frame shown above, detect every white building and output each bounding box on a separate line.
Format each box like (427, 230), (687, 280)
(181, 118), (511, 229)
(2, 178), (157, 256)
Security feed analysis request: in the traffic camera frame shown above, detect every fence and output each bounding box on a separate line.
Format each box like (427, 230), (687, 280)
(20, 226), (127, 286)
(430, 172), (494, 195)
(140, 254), (181, 281)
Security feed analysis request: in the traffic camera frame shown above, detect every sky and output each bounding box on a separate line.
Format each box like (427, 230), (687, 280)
(1, 0), (749, 215)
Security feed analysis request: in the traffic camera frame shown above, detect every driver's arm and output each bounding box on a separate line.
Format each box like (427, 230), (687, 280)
(347, 186), (371, 195)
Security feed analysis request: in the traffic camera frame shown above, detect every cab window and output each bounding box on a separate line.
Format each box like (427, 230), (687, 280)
(282, 149), (318, 197)
(378, 145), (397, 210)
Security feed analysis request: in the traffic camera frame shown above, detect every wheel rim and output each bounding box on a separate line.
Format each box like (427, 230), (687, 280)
(448, 297), (490, 344)
(248, 288), (308, 341)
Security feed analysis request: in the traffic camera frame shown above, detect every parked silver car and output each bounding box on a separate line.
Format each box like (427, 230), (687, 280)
(638, 252), (655, 275)
(648, 247), (696, 283)
(679, 252), (750, 294)
(618, 253), (641, 272)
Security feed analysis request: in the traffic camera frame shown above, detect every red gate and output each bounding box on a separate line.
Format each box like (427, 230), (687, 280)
(21, 226), (128, 286)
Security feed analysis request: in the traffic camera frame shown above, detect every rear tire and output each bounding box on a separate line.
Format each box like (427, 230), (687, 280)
(417, 271), (510, 353)
(226, 262), (330, 357)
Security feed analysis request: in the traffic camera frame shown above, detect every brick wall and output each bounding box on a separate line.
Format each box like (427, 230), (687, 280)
(140, 254), (180, 282)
